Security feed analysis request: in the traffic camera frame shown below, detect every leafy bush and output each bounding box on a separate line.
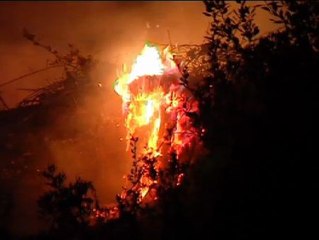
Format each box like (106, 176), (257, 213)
(38, 164), (97, 238)
(34, 1), (318, 239)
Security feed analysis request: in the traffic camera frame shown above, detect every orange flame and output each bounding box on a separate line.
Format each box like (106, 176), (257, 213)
(113, 43), (199, 203)
(114, 43), (177, 155)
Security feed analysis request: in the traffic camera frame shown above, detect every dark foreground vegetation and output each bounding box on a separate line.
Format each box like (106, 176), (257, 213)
(1, 1), (318, 239)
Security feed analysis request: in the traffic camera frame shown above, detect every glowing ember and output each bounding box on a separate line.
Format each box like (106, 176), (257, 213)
(113, 42), (200, 204)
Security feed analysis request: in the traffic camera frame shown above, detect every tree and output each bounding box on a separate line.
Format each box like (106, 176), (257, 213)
(181, 0), (318, 238)
(38, 164), (97, 239)
(35, 1), (318, 239)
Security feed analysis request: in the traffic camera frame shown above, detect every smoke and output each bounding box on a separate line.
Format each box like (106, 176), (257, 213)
(0, 1), (209, 237)
(0, 2), (209, 105)
(0, 1), (275, 106)
(0, 1), (276, 237)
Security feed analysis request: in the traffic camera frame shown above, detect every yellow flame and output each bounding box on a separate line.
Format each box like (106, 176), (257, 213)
(113, 43), (199, 202)
(130, 45), (164, 81)
(114, 45), (164, 98)
(140, 187), (149, 199)
(125, 90), (163, 152)
(114, 44), (172, 155)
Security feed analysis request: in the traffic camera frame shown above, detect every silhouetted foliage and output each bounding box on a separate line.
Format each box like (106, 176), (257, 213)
(8, 1), (317, 239)
(37, 164), (97, 239)
(18, 30), (95, 108)
(182, 0), (318, 238)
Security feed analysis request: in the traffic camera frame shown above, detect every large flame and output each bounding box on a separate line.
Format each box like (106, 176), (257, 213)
(92, 43), (201, 223)
(114, 43), (177, 155)
(113, 42), (200, 205)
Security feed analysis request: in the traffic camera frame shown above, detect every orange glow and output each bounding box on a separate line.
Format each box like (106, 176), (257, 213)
(114, 44), (178, 155)
(126, 89), (163, 153)
(113, 43), (199, 203)
(130, 45), (164, 80)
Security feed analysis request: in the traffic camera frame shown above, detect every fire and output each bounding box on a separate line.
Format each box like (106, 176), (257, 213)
(87, 42), (204, 224)
(113, 42), (200, 206)
(126, 90), (163, 152)
(130, 45), (164, 80)
(114, 43), (177, 155)
(114, 44), (165, 105)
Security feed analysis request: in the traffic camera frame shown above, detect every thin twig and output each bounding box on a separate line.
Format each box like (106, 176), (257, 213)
(0, 65), (63, 88)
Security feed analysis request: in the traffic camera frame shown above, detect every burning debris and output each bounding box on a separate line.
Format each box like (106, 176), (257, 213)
(1, 1), (317, 238)
(114, 42), (200, 157)
(92, 42), (205, 222)
(0, 30), (208, 226)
